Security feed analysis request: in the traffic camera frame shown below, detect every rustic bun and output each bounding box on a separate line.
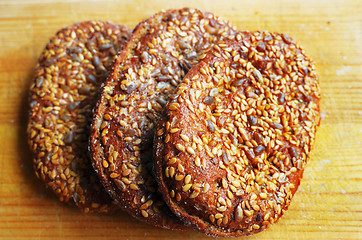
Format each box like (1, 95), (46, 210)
(89, 8), (237, 229)
(154, 31), (320, 236)
(27, 20), (131, 213)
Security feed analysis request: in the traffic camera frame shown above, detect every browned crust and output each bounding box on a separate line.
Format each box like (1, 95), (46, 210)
(27, 20), (131, 213)
(89, 8), (237, 230)
(154, 31), (321, 236)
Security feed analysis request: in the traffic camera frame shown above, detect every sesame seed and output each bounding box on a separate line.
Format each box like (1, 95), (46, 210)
(141, 210), (149, 218)
(217, 206), (227, 212)
(130, 184), (139, 190)
(189, 191), (200, 199)
(140, 200), (153, 210)
(184, 175), (192, 184)
(110, 172), (119, 178)
(194, 156), (201, 167)
(102, 160), (109, 168)
(180, 134), (190, 142)
(186, 146), (195, 155)
(170, 128), (180, 133)
(168, 157), (177, 165)
(182, 184), (192, 192)
(176, 144), (185, 152)
(178, 163), (185, 172)
(260, 192), (268, 199)
(169, 102), (180, 110)
(252, 224), (260, 230)
(176, 193), (182, 202)
(209, 214), (215, 223)
(104, 114), (111, 120)
(169, 167), (175, 178)
(175, 174), (184, 181)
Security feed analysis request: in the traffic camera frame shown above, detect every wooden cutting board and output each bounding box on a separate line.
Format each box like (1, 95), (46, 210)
(0, 0), (361, 239)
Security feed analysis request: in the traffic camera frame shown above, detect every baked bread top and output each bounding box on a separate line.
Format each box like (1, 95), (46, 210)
(89, 8), (237, 229)
(154, 31), (321, 236)
(27, 20), (131, 213)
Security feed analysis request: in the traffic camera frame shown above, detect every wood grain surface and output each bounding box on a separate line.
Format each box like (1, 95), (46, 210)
(0, 0), (361, 239)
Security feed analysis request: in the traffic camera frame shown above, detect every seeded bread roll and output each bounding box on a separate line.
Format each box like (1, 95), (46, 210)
(27, 20), (131, 213)
(89, 8), (237, 229)
(154, 31), (321, 236)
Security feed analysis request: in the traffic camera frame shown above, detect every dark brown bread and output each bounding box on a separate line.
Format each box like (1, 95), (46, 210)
(27, 20), (131, 213)
(89, 8), (237, 229)
(154, 31), (321, 236)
